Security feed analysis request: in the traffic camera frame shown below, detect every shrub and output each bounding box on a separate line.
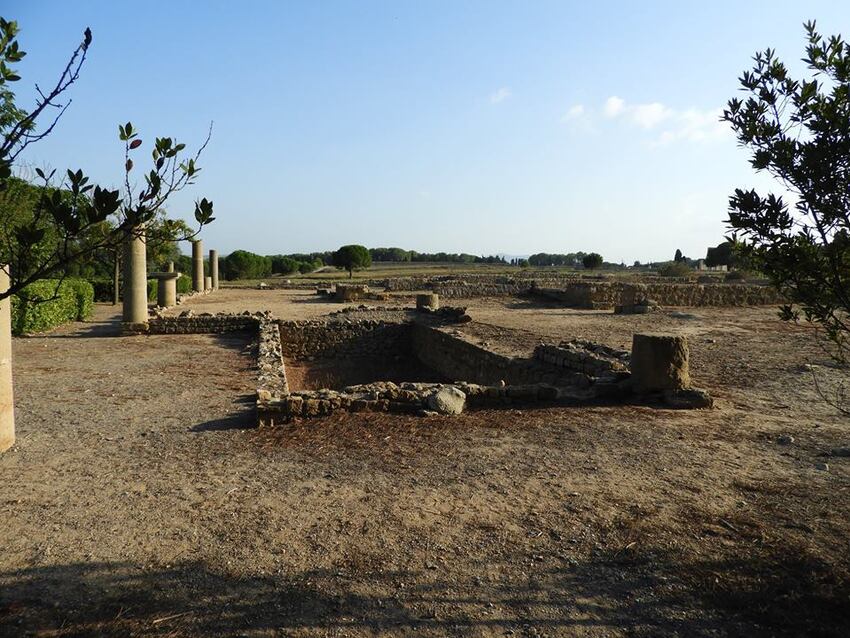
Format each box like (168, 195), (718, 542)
(725, 270), (747, 282)
(10, 278), (93, 334)
(147, 279), (157, 301)
(582, 253), (604, 270)
(66, 279), (94, 320)
(657, 261), (691, 277)
(90, 278), (116, 302)
(176, 273), (191, 294)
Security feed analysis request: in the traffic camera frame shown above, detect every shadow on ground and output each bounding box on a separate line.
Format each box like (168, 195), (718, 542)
(1, 546), (847, 637)
(190, 394), (257, 432)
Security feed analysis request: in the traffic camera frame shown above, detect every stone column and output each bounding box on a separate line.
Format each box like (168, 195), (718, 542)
(122, 227), (148, 325)
(0, 266), (14, 452)
(209, 249), (219, 290)
(167, 261), (174, 273)
(191, 239), (204, 293)
(205, 276), (212, 292)
(630, 333), (690, 392)
(152, 272), (179, 308)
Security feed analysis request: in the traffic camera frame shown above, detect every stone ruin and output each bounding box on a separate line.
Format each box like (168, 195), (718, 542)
(128, 292), (712, 426)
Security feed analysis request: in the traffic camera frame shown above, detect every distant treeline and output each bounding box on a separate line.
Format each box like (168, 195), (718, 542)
(212, 248), (511, 280)
(527, 252), (590, 267)
(368, 247), (507, 264)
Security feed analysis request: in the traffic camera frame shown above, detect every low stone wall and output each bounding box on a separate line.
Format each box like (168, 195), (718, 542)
(411, 323), (588, 387)
(278, 320), (412, 359)
(536, 281), (783, 309)
(432, 283), (532, 298)
(256, 319), (288, 400)
(256, 380), (571, 424)
(146, 312), (262, 334)
(534, 340), (630, 377)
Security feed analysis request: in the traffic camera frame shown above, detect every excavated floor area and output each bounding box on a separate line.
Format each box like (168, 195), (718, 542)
(283, 355), (449, 391)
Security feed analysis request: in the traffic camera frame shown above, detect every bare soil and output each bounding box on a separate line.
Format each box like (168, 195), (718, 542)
(2, 293), (849, 637)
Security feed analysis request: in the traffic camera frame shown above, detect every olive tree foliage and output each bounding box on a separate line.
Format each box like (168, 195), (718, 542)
(332, 244), (371, 278)
(722, 21), (850, 363)
(0, 18), (215, 301)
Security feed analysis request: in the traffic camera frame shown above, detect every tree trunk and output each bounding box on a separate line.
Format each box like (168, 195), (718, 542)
(112, 251), (120, 305)
(349, 269), (353, 279)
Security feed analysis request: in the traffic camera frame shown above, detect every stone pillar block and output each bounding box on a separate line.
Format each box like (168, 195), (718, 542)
(630, 333), (690, 392)
(191, 239), (204, 293)
(205, 276), (213, 292)
(416, 293), (440, 311)
(151, 272), (179, 307)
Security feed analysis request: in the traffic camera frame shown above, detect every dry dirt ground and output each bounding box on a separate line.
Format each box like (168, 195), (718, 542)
(2, 289), (849, 637)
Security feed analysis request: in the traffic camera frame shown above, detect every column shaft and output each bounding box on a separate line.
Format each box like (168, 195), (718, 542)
(0, 267), (14, 452)
(122, 227), (148, 324)
(192, 240), (204, 292)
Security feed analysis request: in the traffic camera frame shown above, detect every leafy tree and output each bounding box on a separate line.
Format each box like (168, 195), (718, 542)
(0, 18), (214, 302)
(723, 21), (850, 362)
(674, 248), (684, 263)
(332, 244), (371, 278)
(222, 250), (271, 280)
(582, 253), (603, 270)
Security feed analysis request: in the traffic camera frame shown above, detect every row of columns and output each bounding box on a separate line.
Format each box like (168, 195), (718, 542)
(123, 230), (220, 326)
(191, 241), (218, 294)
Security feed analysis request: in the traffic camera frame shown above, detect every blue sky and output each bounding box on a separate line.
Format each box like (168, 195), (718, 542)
(7, 1), (850, 262)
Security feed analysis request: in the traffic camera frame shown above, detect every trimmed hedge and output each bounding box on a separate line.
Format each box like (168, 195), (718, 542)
(11, 278), (94, 335)
(67, 279), (94, 320)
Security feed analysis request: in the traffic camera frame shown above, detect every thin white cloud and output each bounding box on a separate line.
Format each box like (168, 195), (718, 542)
(603, 96), (625, 117)
(489, 87), (512, 104)
(561, 103), (585, 122)
(630, 102), (672, 129)
(601, 95), (730, 145)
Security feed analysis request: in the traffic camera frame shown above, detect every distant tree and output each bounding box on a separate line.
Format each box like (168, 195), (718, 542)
(582, 253), (603, 270)
(332, 244), (371, 278)
(222, 250), (271, 280)
(674, 249), (684, 263)
(723, 21), (850, 364)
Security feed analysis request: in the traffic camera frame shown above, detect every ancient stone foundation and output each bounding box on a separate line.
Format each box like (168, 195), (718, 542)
(130, 306), (713, 427)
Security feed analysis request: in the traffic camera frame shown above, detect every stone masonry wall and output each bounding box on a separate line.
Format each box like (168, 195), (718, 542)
(534, 340), (630, 378)
(147, 312), (261, 334)
(411, 323), (586, 387)
(536, 282), (783, 309)
(278, 320), (413, 360)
